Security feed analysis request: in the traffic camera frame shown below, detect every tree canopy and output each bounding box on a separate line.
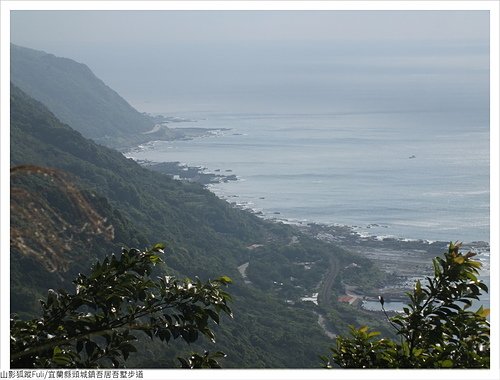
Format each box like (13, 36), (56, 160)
(322, 242), (490, 369)
(10, 245), (232, 368)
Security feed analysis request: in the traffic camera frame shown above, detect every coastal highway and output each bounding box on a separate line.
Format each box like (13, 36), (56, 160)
(315, 253), (341, 339)
(317, 254), (340, 310)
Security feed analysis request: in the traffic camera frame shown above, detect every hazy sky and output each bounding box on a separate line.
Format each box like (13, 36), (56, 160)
(10, 10), (490, 114)
(11, 10), (489, 44)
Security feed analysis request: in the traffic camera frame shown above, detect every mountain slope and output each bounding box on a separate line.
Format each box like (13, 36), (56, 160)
(11, 84), (353, 367)
(10, 44), (163, 146)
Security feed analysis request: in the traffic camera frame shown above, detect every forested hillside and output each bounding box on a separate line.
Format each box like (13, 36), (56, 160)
(11, 84), (369, 367)
(11, 44), (177, 148)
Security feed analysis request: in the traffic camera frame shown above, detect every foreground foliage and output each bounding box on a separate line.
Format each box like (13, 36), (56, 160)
(322, 242), (490, 368)
(11, 245), (232, 368)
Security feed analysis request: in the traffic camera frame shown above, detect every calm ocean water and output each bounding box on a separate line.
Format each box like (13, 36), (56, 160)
(126, 110), (490, 244)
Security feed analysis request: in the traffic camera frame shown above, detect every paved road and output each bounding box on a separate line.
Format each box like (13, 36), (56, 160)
(317, 254), (340, 309)
(315, 254), (341, 339)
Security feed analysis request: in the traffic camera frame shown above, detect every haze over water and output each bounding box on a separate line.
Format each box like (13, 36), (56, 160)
(128, 107), (489, 243)
(12, 11), (490, 243)
(113, 14), (489, 245)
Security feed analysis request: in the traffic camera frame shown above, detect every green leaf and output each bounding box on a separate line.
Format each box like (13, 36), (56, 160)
(432, 258), (441, 276)
(476, 307), (490, 318)
(441, 359), (454, 368)
(415, 280), (422, 295)
(178, 358), (188, 368)
(465, 272), (478, 282)
(120, 343), (137, 361)
(148, 254), (161, 264)
(144, 329), (153, 340)
(206, 309), (220, 325)
(358, 326), (368, 334)
(52, 346), (73, 366)
(467, 260), (482, 269)
(367, 331), (381, 338)
(151, 243), (166, 252)
(477, 281), (489, 293)
(217, 276), (232, 284)
(181, 329), (199, 343)
(401, 341), (410, 356)
(76, 340), (84, 353)
(85, 341), (97, 358)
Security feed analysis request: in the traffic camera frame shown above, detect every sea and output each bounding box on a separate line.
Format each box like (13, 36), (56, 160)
(126, 110), (490, 244)
(125, 109), (491, 311)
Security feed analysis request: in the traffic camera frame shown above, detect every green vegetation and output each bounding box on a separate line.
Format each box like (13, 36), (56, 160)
(322, 242), (490, 368)
(11, 245), (232, 368)
(13, 45), (481, 368)
(12, 84), (360, 367)
(326, 301), (395, 339)
(11, 44), (161, 147)
(339, 255), (389, 294)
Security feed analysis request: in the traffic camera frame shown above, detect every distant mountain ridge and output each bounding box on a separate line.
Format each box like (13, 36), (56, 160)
(10, 44), (177, 148)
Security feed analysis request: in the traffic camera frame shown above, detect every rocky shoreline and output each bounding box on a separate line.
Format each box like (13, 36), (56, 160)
(125, 123), (237, 185)
(221, 194), (490, 283)
(304, 223), (490, 309)
(137, 159), (238, 185)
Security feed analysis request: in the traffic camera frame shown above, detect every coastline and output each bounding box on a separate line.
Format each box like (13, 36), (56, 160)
(125, 132), (490, 313)
(123, 126), (236, 185)
(135, 159), (238, 185)
(223, 198), (490, 312)
(306, 222), (490, 312)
